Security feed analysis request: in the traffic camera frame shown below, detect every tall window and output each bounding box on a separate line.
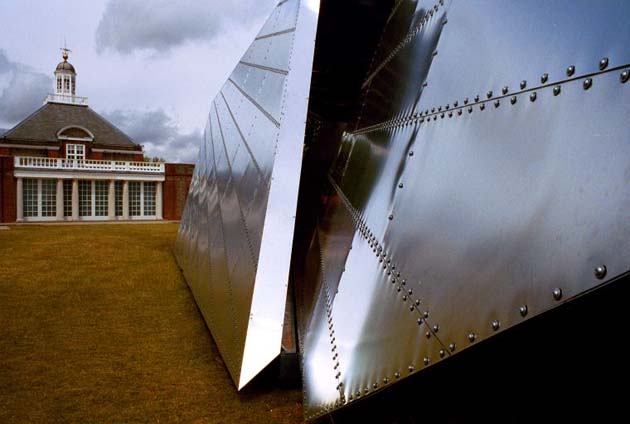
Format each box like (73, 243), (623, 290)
(23, 179), (38, 217)
(115, 181), (124, 216)
(95, 181), (108, 216)
(57, 77), (62, 91)
(129, 182), (141, 216)
(63, 180), (72, 217)
(64, 77), (70, 92)
(66, 144), (85, 160)
(143, 182), (156, 216)
(71, 76), (76, 95)
(41, 180), (57, 217)
(79, 180), (92, 217)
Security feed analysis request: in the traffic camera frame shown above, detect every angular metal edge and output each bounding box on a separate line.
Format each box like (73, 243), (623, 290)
(237, 0), (321, 390)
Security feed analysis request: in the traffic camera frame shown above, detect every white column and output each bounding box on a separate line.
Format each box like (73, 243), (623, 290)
(56, 179), (64, 220)
(140, 182), (144, 217)
(16, 177), (23, 222)
(156, 181), (163, 220)
(108, 180), (115, 220)
(91, 181), (95, 217)
(122, 181), (129, 220)
(71, 179), (79, 220)
(37, 180), (42, 218)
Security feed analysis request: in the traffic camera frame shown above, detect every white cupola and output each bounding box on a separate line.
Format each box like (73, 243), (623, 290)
(46, 47), (88, 106)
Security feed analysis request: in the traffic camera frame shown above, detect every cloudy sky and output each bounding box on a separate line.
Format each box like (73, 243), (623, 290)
(0, 0), (275, 162)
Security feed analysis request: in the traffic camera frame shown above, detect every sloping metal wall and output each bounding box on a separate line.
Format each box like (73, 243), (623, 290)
(299, 0), (630, 419)
(176, 0), (630, 419)
(175, 0), (320, 389)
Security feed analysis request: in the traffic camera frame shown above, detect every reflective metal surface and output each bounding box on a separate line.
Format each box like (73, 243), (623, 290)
(175, 0), (320, 389)
(298, 0), (630, 420)
(177, 0), (630, 419)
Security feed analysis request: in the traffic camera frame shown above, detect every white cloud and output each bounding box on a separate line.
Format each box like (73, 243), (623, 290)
(95, 0), (274, 54)
(0, 50), (51, 127)
(103, 108), (200, 163)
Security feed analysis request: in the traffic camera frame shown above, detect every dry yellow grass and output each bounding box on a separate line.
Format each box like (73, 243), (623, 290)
(0, 223), (302, 423)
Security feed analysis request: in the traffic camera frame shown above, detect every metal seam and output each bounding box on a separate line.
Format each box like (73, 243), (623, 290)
(307, 177), (452, 418)
(316, 177), (454, 416)
(219, 91), (265, 179)
(361, 0), (445, 89)
(327, 175), (448, 348)
(213, 101), (259, 273)
(227, 78), (281, 128)
(352, 0), (400, 131)
(239, 60), (289, 76)
(315, 225), (346, 413)
(208, 102), (238, 375)
(255, 27), (296, 41)
(213, 102), (255, 372)
(353, 62), (630, 135)
(384, 0), (407, 27)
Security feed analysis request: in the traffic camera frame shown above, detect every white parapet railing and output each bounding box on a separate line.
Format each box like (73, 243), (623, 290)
(15, 156), (165, 174)
(45, 94), (89, 106)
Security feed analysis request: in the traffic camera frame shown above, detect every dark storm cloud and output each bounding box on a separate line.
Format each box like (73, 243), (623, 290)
(0, 50), (51, 126)
(104, 108), (200, 163)
(95, 0), (272, 54)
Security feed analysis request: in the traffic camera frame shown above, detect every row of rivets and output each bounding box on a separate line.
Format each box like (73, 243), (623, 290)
(328, 176), (451, 396)
(354, 59), (628, 135)
(315, 227), (345, 407)
(324, 190), (619, 403)
(450, 262), (608, 353)
(362, 0), (444, 88)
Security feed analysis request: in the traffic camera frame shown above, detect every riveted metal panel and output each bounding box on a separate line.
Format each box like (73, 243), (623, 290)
(299, 0), (630, 420)
(175, 0), (320, 389)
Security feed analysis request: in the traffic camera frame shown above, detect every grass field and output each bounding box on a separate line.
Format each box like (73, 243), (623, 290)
(0, 223), (302, 423)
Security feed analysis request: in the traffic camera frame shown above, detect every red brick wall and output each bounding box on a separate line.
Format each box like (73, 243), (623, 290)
(0, 156), (16, 223)
(102, 152), (142, 161)
(11, 148), (47, 157)
(163, 163), (194, 220)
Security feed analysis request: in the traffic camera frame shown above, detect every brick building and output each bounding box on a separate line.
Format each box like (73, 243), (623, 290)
(0, 50), (193, 223)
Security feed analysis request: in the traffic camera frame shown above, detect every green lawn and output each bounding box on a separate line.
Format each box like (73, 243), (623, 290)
(0, 223), (302, 423)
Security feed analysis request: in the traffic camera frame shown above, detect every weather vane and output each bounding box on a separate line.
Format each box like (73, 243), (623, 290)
(60, 39), (71, 61)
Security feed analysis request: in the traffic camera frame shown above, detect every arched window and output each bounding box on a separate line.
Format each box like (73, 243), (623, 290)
(57, 126), (94, 141)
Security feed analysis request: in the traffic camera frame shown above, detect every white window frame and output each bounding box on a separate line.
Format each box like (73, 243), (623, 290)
(66, 144), (85, 161)
(37, 179), (42, 217)
(94, 181), (108, 217)
(140, 182), (145, 216)
(78, 180), (92, 218)
(143, 182), (156, 217)
(22, 178), (57, 221)
(127, 181), (157, 219)
(63, 180), (72, 217)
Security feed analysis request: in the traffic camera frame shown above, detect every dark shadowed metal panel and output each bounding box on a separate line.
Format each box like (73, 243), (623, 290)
(175, 0), (320, 389)
(299, 0), (630, 420)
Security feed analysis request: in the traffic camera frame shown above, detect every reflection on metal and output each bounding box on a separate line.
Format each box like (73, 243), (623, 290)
(299, 0), (630, 420)
(177, 0), (630, 420)
(175, 0), (320, 389)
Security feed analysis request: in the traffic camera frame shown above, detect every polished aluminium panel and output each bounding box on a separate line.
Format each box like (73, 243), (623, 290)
(175, 0), (320, 389)
(300, 0), (630, 419)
